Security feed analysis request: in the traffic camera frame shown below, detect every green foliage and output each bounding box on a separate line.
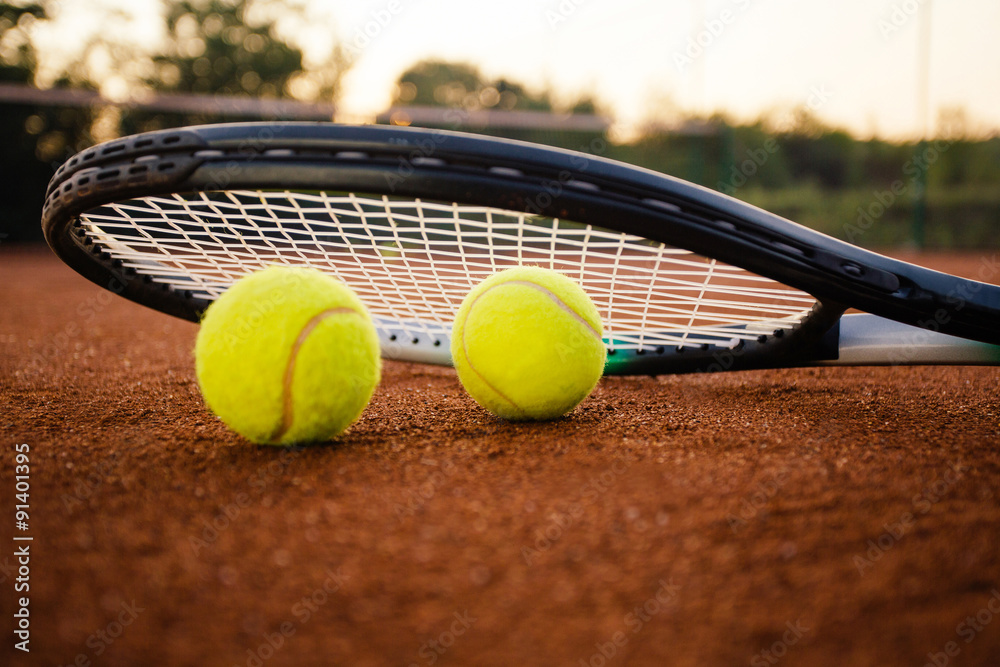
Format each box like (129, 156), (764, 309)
(4, 23), (1000, 249)
(0, 1), (44, 78)
(775, 129), (858, 188)
(388, 59), (606, 153)
(393, 58), (603, 114)
(151, 0), (303, 97)
(621, 110), (1000, 248)
(395, 61), (485, 107)
(121, 0), (340, 133)
(1, 0), (344, 240)
(1, 1), (97, 241)
(740, 185), (1000, 249)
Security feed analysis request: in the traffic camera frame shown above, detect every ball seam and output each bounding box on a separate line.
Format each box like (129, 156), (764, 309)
(270, 306), (362, 443)
(459, 279), (602, 419)
(501, 280), (602, 339)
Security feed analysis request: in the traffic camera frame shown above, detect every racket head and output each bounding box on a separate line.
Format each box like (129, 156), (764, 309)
(42, 122), (1000, 376)
(60, 188), (851, 374)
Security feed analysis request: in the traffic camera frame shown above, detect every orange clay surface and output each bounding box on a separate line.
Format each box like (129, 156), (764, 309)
(2, 246), (999, 667)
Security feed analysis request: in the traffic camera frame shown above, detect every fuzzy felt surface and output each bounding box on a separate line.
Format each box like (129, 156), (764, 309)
(451, 266), (606, 420)
(195, 266), (381, 444)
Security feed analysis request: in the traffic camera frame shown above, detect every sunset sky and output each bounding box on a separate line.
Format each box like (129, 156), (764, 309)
(27, 0), (1000, 139)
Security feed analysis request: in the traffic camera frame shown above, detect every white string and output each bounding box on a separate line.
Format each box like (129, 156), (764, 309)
(79, 191), (817, 349)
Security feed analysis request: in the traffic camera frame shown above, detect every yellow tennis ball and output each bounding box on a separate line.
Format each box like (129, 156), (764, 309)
(451, 266), (606, 421)
(195, 266), (381, 445)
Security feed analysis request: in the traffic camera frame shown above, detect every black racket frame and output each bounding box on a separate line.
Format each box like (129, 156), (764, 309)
(42, 123), (1000, 362)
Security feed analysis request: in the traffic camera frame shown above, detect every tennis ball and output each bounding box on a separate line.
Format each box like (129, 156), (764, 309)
(195, 266), (381, 445)
(451, 266), (606, 421)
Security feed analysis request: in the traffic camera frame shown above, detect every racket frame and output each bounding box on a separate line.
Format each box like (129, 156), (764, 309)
(42, 123), (1000, 365)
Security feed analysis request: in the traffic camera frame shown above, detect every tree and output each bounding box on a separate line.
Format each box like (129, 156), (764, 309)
(123, 0), (347, 133)
(386, 59), (606, 151)
(391, 59), (554, 112)
(1, 0), (351, 241)
(151, 0), (302, 97)
(1, 1), (96, 242)
(0, 1), (44, 82)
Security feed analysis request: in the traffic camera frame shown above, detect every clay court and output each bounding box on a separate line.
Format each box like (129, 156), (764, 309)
(2, 245), (999, 666)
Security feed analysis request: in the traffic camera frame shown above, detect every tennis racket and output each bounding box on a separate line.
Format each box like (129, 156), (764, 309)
(41, 122), (1000, 375)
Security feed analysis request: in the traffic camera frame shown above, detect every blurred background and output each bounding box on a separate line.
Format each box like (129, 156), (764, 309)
(2, 0), (998, 247)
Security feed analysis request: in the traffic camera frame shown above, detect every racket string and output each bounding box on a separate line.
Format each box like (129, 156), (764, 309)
(79, 190), (818, 350)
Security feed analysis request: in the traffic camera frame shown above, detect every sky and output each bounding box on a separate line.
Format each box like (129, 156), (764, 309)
(26, 0), (1000, 139)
